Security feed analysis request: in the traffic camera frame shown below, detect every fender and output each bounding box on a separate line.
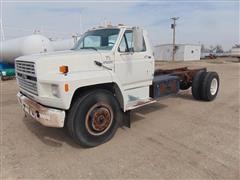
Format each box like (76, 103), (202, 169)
(44, 70), (127, 111)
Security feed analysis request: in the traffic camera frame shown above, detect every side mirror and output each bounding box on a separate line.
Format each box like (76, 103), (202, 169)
(133, 27), (144, 52)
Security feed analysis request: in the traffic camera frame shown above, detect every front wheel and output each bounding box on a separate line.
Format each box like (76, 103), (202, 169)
(67, 89), (122, 147)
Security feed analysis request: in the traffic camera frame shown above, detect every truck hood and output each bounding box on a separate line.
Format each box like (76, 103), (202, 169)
(16, 50), (105, 76)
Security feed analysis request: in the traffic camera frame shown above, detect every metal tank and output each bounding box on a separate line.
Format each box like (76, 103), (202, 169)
(0, 34), (53, 63)
(50, 38), (76, 51)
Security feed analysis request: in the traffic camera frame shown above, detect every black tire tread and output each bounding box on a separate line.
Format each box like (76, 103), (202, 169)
(192, 71), (207, 100)
(66, 89), (121, 147)
(180, 81), (191, 90)
(201, 71), (219, 101)
(67, 91), (91, 141)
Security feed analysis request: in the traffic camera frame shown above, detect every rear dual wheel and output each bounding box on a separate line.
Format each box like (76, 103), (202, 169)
(201, 72), (219, 101)
(192, 71), (219, 101)
(180, 81), (191, 90)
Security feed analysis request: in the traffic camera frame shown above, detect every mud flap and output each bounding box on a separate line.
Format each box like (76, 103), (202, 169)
(122, 111), (131, 128)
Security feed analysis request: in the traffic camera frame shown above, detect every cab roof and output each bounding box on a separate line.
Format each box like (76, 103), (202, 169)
(87, 24), (135, 31)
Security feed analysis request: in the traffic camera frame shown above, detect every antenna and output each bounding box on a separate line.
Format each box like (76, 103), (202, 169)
(80, 11), (83, 34)
(103, 17), (107, 26)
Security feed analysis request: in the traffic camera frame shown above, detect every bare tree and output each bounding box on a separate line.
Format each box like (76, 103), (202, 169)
(216, 45), (224, 53)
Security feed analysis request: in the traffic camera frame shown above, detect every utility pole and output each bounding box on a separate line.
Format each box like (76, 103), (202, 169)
(0, 0), (4, 41)
(0, 20), (4, 41)
(171, 17), (179, 61)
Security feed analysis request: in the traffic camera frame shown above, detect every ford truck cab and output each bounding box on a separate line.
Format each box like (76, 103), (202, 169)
(16, 25), (220, 147)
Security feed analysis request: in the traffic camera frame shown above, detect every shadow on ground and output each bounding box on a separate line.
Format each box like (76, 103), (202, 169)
(22, 116), (81, 148)
(130, 103), (168, 123)
(22, 103), (167, 148)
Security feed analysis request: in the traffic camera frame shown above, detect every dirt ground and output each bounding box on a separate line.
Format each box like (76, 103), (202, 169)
(0, 58), (239, 179)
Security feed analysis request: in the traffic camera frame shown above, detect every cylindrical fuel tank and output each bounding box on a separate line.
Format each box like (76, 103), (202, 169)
(0, 34), (53, 63)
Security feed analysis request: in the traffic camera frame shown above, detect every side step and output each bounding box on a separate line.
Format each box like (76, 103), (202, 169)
(123, 98), (156, 128)
(126, 98), (156, 111)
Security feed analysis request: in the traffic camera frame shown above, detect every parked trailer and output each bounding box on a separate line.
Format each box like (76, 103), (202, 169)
(0, 68), (15, 80)
(230, 47), (240, 61)
(16, 25), (220, 147)
(0, 62), (15, 80)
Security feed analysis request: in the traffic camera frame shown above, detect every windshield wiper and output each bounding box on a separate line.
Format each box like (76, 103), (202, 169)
(80, 47), (98, 51)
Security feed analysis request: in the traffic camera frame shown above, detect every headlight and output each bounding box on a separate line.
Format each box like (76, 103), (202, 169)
(51, 84), (60, 97)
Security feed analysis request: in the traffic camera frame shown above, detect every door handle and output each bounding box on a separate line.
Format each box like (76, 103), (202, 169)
(144, 55), (152, 59)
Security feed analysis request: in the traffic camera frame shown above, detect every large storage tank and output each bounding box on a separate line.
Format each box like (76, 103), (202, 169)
(0, 34), (53, 63)
(0, 35), (78, 64)
(50, 38), (76, 51)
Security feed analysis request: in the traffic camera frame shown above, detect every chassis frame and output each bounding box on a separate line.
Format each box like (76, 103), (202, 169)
(154, 67), (207, 85)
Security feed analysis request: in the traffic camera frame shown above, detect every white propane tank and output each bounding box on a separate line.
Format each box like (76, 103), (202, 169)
(50, 38), (76, 51)
(0, 34), (53, 63)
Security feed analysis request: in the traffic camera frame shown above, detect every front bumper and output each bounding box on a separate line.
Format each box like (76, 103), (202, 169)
(17, 92), (65, 128)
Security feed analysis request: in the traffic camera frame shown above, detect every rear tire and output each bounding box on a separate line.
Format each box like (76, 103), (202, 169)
(191, 71), (207, 100)
(180, 81), (191, 90)
(201, 72), (219, 101)
(67, 89), (122, 147)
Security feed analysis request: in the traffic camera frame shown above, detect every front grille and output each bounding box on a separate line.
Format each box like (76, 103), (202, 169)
(16, 61), (35, 76)
(16, 61), (38, 96)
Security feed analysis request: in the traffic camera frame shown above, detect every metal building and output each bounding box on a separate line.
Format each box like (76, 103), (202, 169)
(154, 44), (201, 61)
(230, 46), (240, 58)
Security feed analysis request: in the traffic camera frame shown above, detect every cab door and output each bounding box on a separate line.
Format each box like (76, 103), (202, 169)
(114, 29), (154, 91)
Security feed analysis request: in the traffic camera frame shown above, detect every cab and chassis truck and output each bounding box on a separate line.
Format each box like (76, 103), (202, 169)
(16, 25), (220, 147)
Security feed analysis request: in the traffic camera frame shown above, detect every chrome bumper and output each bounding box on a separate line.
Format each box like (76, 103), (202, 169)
(17, 93), (65, 128)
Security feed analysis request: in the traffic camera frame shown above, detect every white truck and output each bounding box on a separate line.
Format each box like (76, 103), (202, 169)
(16, 25), (220, 147)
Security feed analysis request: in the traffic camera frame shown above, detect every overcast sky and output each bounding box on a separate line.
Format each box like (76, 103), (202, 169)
(1, 0), (239, 50)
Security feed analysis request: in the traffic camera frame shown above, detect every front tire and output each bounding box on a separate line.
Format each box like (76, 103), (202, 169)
(67, 89), (122, 147)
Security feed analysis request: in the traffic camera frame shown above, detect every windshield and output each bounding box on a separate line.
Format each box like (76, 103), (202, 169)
(73, 28), (120, 51)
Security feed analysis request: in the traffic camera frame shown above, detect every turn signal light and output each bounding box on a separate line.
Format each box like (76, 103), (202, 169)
(59, 65), (69, 74)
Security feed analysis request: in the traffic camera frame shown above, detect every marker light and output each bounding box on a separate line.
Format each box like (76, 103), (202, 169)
(64, 84), (69, 92)
(59, 65), (69, 74)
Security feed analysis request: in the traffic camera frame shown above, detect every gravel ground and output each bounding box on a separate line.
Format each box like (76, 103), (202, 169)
(0, 58), (239, 179)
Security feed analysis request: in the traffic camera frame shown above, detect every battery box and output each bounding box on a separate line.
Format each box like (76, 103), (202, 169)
(150, 75), (180, 99)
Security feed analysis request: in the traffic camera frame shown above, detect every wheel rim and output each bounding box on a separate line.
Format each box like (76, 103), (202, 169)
(85, 103), (113, 136)
(210, 78), (218, 95)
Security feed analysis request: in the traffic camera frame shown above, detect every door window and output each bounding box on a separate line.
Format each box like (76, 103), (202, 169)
(118, 30), (146, 52)
(118, 30), (133, 52)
